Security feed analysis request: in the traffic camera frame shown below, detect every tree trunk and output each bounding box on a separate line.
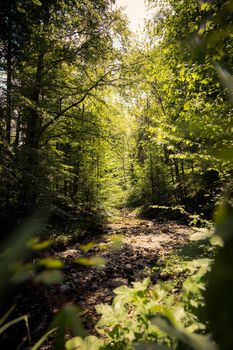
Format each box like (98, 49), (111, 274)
(6, 3), (12, 144)
(26, 51), (44, 148)
(21, 51), (44, 210)
(14, 113), (21, 149)
(170, 161), (175, 185)
(174, 159), (180, 183)
(149, 148), (156, 203)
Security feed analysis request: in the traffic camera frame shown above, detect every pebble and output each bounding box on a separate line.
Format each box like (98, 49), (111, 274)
(59, 283), (70, 292)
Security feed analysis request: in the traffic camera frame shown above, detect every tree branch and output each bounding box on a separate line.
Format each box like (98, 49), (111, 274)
(39, 70), (113, 135)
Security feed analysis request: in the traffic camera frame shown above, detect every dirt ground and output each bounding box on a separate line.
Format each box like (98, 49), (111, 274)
(3, 213), (192, 349)
(46, 214), (190, 331)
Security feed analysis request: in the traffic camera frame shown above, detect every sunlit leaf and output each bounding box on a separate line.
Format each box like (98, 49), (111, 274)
(31, 0), (42, 5)
(74, 256), (106, 267)
(190, 228), (213, 241)
(39, 258), (64, 269)
(79, 243), (96, 252)
(65, 335), (103, 350)
(27, 238), (52, 250)
(200, 2), (210, 11)
(210, 235), (223, 247)
(152, 316), (217, 350)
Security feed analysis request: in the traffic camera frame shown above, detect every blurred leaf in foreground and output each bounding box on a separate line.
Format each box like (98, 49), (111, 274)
(215, 64), (233, 103)
(34, 270), (63, 285)
(152, 316), (218, 350)
(27, 238), (53, 250)
(206, 202), (233, 350)
(65, 335), (103, 350)
(38, 258), (64, 269)
(50, 305), (86, 350)
(74, 256), (106, 267)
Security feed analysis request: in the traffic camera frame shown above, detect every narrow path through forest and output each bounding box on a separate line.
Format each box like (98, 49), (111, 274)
(36, 212), (191, 343)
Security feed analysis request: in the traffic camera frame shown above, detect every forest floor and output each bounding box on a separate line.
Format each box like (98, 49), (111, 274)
(37, 211), (191, 347)
(6, 211), (194, 349)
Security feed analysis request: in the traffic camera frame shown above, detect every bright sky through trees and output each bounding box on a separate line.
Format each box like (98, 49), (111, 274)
(115, 0), (150, 33)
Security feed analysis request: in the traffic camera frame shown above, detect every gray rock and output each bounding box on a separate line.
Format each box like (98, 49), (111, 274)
(59, 283), (70, 293)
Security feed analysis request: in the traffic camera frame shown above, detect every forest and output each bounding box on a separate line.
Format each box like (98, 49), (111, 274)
(0, 0), (232, 349)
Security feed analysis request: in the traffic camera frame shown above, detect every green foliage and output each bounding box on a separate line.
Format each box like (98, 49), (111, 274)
(31, 328), (57, 350)
(0, 0), (232, 349)
(92, 267), (215, 350)
(122, 0), (233, 211)
(206, 201), (233, 350)
(0, 306), (30, 341)
(74, 256), (106, 268)
(0, 0), (130, 217)
(49, 305), (86, 350)
(95, 278), (172, 348)
(66, 335), (103, 350)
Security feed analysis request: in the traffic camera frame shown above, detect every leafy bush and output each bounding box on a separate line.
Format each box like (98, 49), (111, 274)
(67, 256), (216, 350)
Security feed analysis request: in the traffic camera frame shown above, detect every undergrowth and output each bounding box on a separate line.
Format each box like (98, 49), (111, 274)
(66, 226), (219, 350)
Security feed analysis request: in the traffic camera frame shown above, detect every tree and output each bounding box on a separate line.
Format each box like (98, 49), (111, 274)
(0, 0), (129, 222)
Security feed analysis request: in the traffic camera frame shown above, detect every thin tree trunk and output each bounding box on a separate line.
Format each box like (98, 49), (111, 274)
(6, 3), (12, 144)
(191, 160), (197, 193)
(174, 160), (180, 183)
(14, 113), (21, 149)
(170, 162), (175, 185)
(181, 160), (185, 181)
(174, 159), (182, 202)
(149, 148), (155, 203)
(21, 51), (44, 210)
(26, 51), (44, 148)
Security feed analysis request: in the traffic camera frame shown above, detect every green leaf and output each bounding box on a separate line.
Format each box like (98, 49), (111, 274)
(11, 264), (33, 283)
(201, 78), (208, 84)
(190, 228), (213, 241)
(74, 256), (106, 267)
(35, 270), (63, 285)
(152, 316), (217, 350)
(32, 328), (57, 350)
(79, 243), (96, 252)
(27, 239), (52, 250)
(65, 335), (103, 350)
(207, 202), (233, 350)
(210, 235), (223, 247)
(113, 284), (131, 295)
(135, 344), (170, 350)
(0, 305), (16, 327)
(183, 102), (190, 111)
(31, 0), (42, 5)
(96, 302), (128, 327)
(214, 201), (233, 241)
(200, 3), (210, 11)
(0, 314), (31, 344)
(132, 277), (151, 291)
(50, 305), (86, 350)
(39, 258), (64, 269)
